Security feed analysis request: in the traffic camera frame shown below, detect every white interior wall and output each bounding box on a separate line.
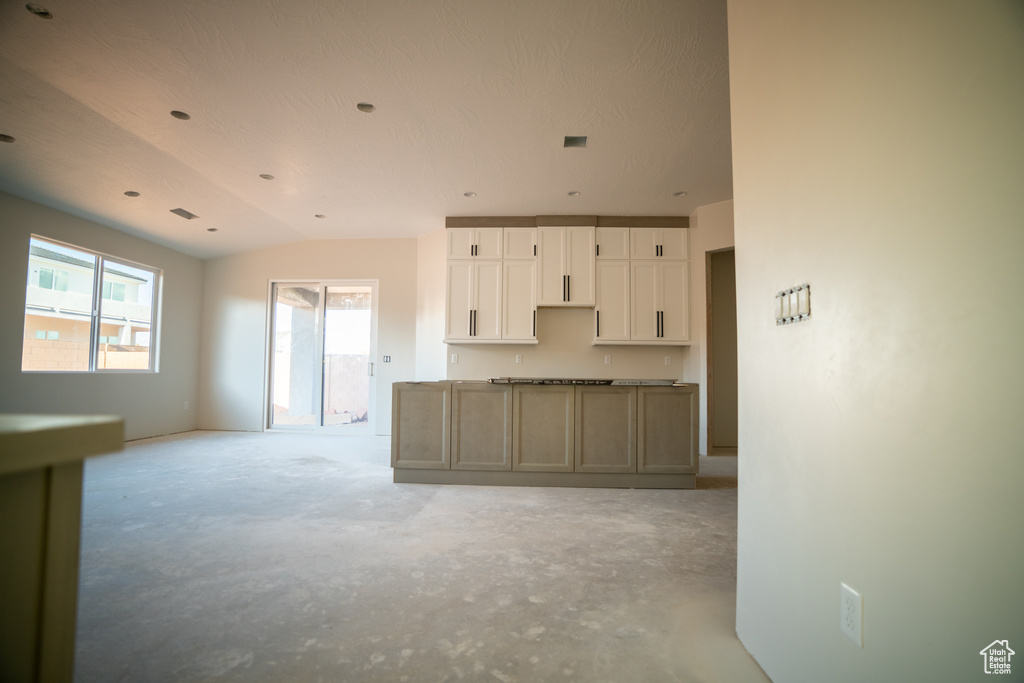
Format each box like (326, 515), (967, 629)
(685, 199), (735, 455)
(0, 191), (203, 441)
(415, 228), (448, 381)
(198, 238), (418, 435)
(728, 1), (1024, 681)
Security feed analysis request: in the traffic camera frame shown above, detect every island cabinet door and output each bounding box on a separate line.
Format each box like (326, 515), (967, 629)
(391, 382), (451, 469)
(512, 385), (574, 472)
(451, 383), (512, 471)
(637, 385), (699, 474)
(574, 386), (637, 473)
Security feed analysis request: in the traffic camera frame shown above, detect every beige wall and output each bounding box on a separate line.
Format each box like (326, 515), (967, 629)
(728, 1), (1024, 680)
(0, 191), (203, 440)
(415, 228), (448, 381)
(198, 238), (418, 434)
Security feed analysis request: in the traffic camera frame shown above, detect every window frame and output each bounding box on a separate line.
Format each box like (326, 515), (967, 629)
(22, 235), (162, 373)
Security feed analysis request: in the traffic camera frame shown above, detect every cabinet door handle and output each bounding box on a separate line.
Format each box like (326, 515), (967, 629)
(567, 275), (571, 302)
(596, 310), (600, 337)
(563, 274), (567, 302)
(534, 244), (537, 256)
(532, 310), (536, 337)
(596, 244), (600, 256)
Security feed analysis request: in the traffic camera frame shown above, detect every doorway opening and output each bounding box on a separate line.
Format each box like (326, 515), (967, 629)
(706, 249), (738, 455)
(268, 281), (378, 433)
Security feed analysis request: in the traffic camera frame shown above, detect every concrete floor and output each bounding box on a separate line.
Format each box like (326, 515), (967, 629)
(74, 431), (769, 683)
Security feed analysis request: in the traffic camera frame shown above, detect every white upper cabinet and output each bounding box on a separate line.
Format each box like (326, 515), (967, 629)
(502, 227), (538, 260)
(445, 261), (502, 341)
(594, 226), (690, 345)
(596, 227), (630, 260)
(630, 260), (689, 343)
(630, 227), (688, 260)
(447, 227), (503, 260)
(537, 226), (595, 307)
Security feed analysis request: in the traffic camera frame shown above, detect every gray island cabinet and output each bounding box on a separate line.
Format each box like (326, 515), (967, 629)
(391, 381), (698, 488)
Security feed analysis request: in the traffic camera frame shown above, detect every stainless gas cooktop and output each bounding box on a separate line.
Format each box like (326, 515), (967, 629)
(488, 378), (678, 386)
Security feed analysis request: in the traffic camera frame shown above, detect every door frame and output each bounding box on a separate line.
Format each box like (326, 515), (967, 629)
(265, 279), (379, 433)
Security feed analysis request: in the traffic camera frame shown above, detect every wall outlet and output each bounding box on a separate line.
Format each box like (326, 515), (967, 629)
(840, 582), (863, 647)
(515, 353), (523, 364)
(604, 355), (612, 365)
(664, 355), (672, 365)
(451, 353), (458, 364)
(184, 400), (189, 410)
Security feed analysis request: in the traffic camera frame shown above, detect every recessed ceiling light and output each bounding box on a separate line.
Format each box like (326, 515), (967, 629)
(0, 134), (15, 143)
(564, 136), (587, 148)
(315, 214), (326, 219)
(463, 192), (477, 198)
(207, 228), (218, 232)
(568, 191), (581, 197)
(170, 110), (191, 120)
(124, 191), (140, 197)
(673, 191), (688, 197)
(356, 103), (375, 113)
(25, 4), (52, 19)
(259, 174), (274, 180)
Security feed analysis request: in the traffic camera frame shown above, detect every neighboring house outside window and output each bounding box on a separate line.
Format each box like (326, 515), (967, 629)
(22, 236), (161, 372)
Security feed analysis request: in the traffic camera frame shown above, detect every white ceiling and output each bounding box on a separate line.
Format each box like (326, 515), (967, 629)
(0, 0), (732, 259)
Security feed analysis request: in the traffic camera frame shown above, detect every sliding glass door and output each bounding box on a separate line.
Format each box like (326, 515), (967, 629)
(269, 281), (377, 432)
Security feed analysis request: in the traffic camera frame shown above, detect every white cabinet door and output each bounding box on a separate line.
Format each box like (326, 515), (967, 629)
(503, 228), (537, 260)
(565, 227), (595, 306)
(538, 226), (595, 306)
(536, 227), (567, 306)
(658, 228), (688, 260)
(445, 261), (501, 340)
(630, 228), (688, 259)
(502, 261), (536, 340)
(630, 261), (689, 342)
(596, 227), (630, 260)
(474, 261), (502, 340)
(447, 228), (503, 259)
(446, 261), (473, 340)
(595, 261), (630, 341)
(659, 260), (689, 342)
(630, 261), (660, 341)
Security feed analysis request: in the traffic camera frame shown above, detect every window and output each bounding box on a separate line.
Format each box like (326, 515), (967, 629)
(22, 236), (161, 372)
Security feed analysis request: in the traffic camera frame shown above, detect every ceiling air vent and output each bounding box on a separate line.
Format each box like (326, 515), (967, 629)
(564, 136), (588, 148)
(170, 208), (199, 220)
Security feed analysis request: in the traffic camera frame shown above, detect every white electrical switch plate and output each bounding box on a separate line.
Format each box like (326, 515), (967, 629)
(515, 353), (523, 364)
(604, 355), (612, 365)
(451, 353), (458, 364)
(664, 356), (671, 365)
(840, 582), (863, 647)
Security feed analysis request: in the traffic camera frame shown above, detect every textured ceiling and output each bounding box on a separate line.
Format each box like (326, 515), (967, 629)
(0, 0), (732, 259)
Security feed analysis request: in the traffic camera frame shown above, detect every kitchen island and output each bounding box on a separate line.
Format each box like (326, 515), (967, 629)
(391, 380), (698, 489)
